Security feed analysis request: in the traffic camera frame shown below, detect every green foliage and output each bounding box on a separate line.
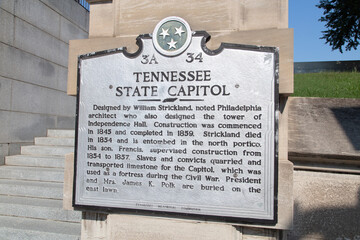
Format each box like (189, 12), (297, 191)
(292, 71), (360, 98)
(317, 0), (360, 53)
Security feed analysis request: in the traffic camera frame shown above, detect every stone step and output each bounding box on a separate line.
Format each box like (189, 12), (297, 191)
(21, 145), (74, 156)
(5, 155), (65, 168)
(0, 195), (81, 222)
(35, 137), (75, 147)
(0, 166), (64, 182)
(47, 129), (75, 138)
(0, 216), (80, 240)
(0, 179), (63, 199)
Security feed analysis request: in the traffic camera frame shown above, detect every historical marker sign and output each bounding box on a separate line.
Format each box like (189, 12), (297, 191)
(74, 17), (279, 224)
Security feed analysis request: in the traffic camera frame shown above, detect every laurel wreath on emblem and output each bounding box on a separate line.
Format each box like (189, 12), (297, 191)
(152, 16), (192, 56)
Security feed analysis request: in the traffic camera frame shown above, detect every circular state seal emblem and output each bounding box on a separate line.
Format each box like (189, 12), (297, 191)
(152, 16), (192, 56)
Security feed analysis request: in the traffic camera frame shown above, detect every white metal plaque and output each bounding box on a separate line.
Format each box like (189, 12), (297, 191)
(74, 17), (278, 224)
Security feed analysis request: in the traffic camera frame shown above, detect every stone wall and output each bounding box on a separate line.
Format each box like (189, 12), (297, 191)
(290, 170), (360, 240)
(288, 97), (360, 239)
(0, 0), (89, 164)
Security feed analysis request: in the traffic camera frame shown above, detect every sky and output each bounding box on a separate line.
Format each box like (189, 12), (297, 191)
(289, 0), (359, 62)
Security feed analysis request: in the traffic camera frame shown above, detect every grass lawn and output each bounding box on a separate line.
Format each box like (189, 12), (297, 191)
(292, 71), (360, 98)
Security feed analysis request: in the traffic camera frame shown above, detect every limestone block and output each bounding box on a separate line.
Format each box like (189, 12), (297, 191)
(57, 65), (68, 92)
(206, 29), (294, 94)
(55, 95), (76, 118)
(15, 0), (60, 38)
(60, 16), (89, 43)
(109, 215), (241, 240)
(2, 111), (55, 143)
(0, 144), (9, 165)
(63, 153), (74, 210)
(276, 160), (293, 230)
(11, 81), (76, 117)
(238, 0), (288, 30)
(288, 97), (360, 161)
(85, 10), (89, 32)
(0, 76), (12, 111)
(61, 0), (89, 32)
(88, 0), (287, 38)
(0, 111), (12, 143)
(0, 42), (61, 90)
(89, 2), (114, 38)
(0, 0), (15, 14)
(56, 116), (76, 129)
(291, 171), (360, 239)
(81, 213), (286, 239)
(82, 213), (242, 240)
(0, 8), (14, 45)
(14, 18), (69, 67)
(279, 96), (289, 161)
(242, 227), (280, 240)
(40, 0), (89, 32)
(111, 0), (287, 38)
(39, 0), (63, 14)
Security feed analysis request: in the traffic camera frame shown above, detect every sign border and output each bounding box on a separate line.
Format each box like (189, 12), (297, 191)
(73, 31), (279, 225)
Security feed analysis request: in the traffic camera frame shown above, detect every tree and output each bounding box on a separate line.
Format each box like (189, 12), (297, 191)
(317, 0), (360, 53)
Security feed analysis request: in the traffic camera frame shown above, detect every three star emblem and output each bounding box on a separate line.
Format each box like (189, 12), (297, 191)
(159, 26), (186, 50)
(153, 17), (192, 56)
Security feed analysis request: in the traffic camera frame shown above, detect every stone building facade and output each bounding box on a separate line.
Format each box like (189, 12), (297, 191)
(0, 0), (89, 164)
